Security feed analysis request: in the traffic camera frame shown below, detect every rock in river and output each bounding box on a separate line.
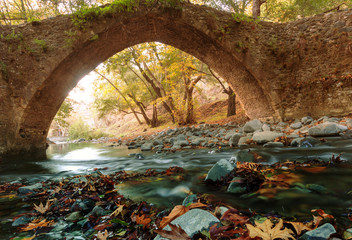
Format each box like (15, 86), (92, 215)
(154, 209), (220, 239)
(205, 159), (235, 182)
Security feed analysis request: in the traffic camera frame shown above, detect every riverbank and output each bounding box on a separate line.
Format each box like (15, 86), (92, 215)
(64, 115), (352, 154)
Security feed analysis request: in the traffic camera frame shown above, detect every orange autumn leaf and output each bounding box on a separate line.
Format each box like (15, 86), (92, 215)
(136, 214), (152, 229)
(312, 209), (334, 219)
(159, 201), (207, 228)
(21, 219), (54, 232)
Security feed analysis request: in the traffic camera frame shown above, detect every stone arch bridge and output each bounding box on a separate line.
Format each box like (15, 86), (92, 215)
(0, 1), (351, 159)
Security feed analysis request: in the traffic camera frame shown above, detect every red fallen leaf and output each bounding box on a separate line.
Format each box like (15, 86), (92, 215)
(165, 166), (185, 176)
(311, 209), (334, 219)
(221, 209), (249, 226)
(297, 167), (326, 173)
(209, 223), (235, 239)
(94, 223), (112, 231)
(155, 223), (191, 240)
(127, 230), (138, 240)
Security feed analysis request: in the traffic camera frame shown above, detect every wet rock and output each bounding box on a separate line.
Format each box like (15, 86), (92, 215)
(229, 133), (241, 147)
(263, 142), (284, 147)
(301, 116), (313, 125)
(235, 150), (254, 162)
(88, 205), (109, 217)
(182, 194), (197, 206)
(299, 137), (321, 147)
(153, 140), (163, 146)
(141, 142), (153, 151)
(227, 177), (246, 194)
(252, 131), (282, 144)
(154, 209), (220, 239)
(290, 122), (303, 129)
(306, 184), (328, 194)
(69, 177), (87, 184)
(224, 131), (236, 140)
(173, 140), (189, 147)
(308, 122), (346, 137)
(66, 211), (83, 222)
(205, 159), (235, 182)
(262, 124), (271, 131)
(18, 183), (43, 195)
(243, 119), (263, 133)
(300, 223), (336, 240)
(12, 215), (31, 227)
(238, 136), (251, 145)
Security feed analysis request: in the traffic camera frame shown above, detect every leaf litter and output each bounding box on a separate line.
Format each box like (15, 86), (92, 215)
(0, 155), (350, 240)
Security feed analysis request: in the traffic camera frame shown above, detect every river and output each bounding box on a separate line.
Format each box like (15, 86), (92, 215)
(2, 138), (352, 223)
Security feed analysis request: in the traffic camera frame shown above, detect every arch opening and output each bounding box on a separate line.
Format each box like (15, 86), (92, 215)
(13, 11), (274, 158)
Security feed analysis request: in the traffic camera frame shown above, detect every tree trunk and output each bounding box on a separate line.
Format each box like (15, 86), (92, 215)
(128, 93), (151, 126)
(151, 104), (158, 128)
(252, 0), (264, 19)
(227, 87), (236, 117)
(185, 88), (195, 124)
(130, 49), (176, 123)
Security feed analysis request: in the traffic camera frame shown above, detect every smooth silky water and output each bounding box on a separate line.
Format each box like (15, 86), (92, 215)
(2, 138), (352, 231)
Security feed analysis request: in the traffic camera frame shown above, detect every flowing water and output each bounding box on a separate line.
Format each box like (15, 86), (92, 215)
(2, 138), (352, 228)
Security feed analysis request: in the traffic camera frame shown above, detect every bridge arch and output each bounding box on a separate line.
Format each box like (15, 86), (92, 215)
(16, 7), (273, 157)
(1, 2), (351, 159)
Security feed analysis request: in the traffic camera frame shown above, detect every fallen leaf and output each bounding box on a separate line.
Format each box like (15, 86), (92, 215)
(97, 229), (109, 240)
(34, 200), (52, 214)
(135, 214), (151, 229)
(21, 219), (54, 232)
(287, 221), (312, 235)
(155, 223), (191, 240)
(110, 204), (124, 217)
(159, 201), (207, 228)
(311, 209), (334, 219)
(221, 209), (249, 226)
(246, 219), (294, 240)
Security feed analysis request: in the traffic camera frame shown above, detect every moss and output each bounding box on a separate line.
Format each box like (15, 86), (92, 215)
(71, 0), (183, 30)
(0, 61), (8, 82)
(33, 39), (48, 52)
(72, 0), (140, 29)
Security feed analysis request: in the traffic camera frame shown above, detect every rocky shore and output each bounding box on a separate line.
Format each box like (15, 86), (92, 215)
(96, 115), (352, 151)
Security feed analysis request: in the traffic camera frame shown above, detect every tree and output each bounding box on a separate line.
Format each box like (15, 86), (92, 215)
(52, 99), (74, 136)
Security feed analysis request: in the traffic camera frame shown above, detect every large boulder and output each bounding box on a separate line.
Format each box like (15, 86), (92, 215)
(205, 159), (235, 182)
(300, 223), (336, 240)
(229, 133), (242, 147)
(18, 183), (43, 195)
(308, 122), (347, 137)
(243, 120), (263, 133)
(154, 209), (220, 239)
(252, 131), (283, 144)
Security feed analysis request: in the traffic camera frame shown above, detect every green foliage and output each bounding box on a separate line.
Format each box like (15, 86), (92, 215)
(71, 0), (139, 29)
(64, 30), (78, 48)
(0, 30), (23, 42)
(33, 39), (48, 52)
(68, 118), (109, 140)
(90, 34), (99, 41)
(263, 0), (352, 22)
